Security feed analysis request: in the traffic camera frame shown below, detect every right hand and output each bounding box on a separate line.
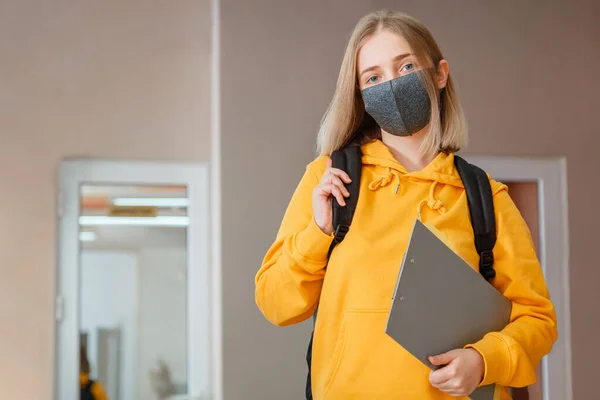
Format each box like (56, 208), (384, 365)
(312, 158), (352, 235)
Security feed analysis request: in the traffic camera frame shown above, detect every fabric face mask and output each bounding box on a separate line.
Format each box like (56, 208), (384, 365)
(361, 72), (431, 136)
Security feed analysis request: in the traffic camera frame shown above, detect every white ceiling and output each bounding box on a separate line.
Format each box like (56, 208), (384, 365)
(79, 184), (188, 251)
(80, 185), (187, 198)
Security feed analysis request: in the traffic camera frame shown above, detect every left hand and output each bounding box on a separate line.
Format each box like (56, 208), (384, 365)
(428, 348), (485, 397)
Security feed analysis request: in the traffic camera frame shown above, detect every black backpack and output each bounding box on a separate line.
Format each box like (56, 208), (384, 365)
(80, 379), (95, 400)
(305, 145), (497, 399)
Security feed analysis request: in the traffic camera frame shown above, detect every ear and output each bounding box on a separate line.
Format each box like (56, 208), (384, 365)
(435, 60), (449, 89)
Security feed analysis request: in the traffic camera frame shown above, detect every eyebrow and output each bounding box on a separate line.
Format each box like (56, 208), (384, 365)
(358, 52), (414, 79)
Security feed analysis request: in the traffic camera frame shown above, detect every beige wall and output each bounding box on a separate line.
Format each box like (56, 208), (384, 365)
(220, 0), (599, 399)
(0, 1), (211, 398)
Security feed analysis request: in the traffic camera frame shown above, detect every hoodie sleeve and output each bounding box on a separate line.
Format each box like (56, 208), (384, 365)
(466, 182), (558, 388)
(255, 157), (333, 327)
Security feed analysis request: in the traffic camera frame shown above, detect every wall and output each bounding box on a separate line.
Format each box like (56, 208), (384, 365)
(0, 1), (212, 398)
(220, 1), (600, 399)
(81, 251), (138, 400)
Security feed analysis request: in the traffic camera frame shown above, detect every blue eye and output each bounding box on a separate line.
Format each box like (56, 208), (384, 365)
(368, 76), (379, 84)
(402, 63), (414, 72)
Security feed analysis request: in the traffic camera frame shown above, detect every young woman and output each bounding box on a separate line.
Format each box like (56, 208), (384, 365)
(255, 10), (557, 400)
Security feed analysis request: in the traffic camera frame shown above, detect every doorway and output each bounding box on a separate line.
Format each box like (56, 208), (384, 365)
(463, 155), (572, 400)
(506, 182), (542, 400)
(55, 160), (216, 400)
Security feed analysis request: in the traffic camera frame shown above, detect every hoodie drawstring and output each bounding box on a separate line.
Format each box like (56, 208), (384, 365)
(368, 171), (447, 220)
(368, 168), (401, 193)
(417, 181), (446, 220)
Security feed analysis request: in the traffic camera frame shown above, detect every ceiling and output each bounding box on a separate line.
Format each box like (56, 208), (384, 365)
(80, 184), (187, 215)
(79, 184), (188, 250)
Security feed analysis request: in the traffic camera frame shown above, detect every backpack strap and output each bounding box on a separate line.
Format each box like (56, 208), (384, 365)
(306, 145), (362, 400)
(305, 151), (494, 399)
(80, 379), (95, 400)
(328, 145), (363, 255)
(454, 155), (497, 281)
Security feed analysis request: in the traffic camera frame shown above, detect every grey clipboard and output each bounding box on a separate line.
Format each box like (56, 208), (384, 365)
(386, 219), (512, 400)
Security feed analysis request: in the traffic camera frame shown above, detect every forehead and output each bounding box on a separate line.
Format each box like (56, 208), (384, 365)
(357, 29), (412, 72)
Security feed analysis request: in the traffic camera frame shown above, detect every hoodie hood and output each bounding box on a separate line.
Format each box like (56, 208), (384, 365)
(360, 139), (472, 220)
(361, 139), (465, 187)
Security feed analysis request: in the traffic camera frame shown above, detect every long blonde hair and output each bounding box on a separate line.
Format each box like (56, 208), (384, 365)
(316, 10), (467, 157)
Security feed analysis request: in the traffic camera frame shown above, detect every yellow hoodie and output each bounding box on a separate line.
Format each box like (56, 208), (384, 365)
(80, 372), (109, 400)
(256, 139), (557, 400)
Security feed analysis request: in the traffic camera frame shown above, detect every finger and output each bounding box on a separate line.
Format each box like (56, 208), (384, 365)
(326, 175), (350, 197)
(327, 167), (352, 184)
(320, 168), (342, 185)
(429, 354), (450, 366)
(330, 185), (346, 206)
(443, 390), (465, 397)
(319, 170), (350, 196)
(441, 387), (466, 398)
(433, 380), (463, 396)
(318, 183), (346, 206)
(436, 377), (471, 397)
(429, 365), (454, 386)
(429, 349), (460, 366)
(433, 377), (458, 390)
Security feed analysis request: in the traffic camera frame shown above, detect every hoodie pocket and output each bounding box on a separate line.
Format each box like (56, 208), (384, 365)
(322, 309), (392, 397)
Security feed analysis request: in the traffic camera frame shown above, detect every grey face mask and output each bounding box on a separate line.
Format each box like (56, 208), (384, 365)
(361, 72), (431, 136)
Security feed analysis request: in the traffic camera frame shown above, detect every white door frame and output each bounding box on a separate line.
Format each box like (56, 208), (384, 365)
(464, 155), (571, 400)
(55, 160), (220, 400)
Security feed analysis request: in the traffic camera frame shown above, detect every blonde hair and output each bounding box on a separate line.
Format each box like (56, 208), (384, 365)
(316, 10), (467, 157)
